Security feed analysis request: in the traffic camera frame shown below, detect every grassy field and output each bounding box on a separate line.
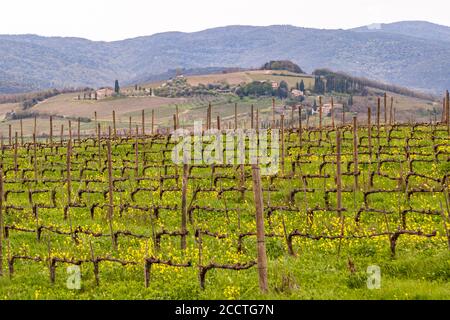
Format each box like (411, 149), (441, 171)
(0, 122), (449, 300)
(0, 95), (276, 137)
(30, 93), (185, 119)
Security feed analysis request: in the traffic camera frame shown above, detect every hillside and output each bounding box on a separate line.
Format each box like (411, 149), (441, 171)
(1, 21), (450, 94)
(141, 70), (315, 91)
(0, 66), (437, 139)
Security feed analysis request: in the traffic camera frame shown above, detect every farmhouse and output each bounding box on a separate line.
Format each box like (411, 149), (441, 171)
(310, 103), (343, 116)
(96, 87), (114, 99)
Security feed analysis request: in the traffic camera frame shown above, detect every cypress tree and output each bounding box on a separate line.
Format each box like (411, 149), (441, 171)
(114, 80), (120, 94)
(300, 80), (305, 92)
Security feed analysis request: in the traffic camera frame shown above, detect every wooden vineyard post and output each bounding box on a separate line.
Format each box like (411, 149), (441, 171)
(443, 90), (449, 123)
(235, 103), (238, 130)
(151, 109), (155, 135)
(67, 138), (72, 207)
(33, 115), (37, 137)
(77, 118), (81, 144)
(113, 110), (117, 139)
(251, 164), (268, 293)
(173, 114), (177, 131)
(298, 105), (303, 147)
(60, 124), (64, 145)
(291, 105), (295, 129)
(34, 206), (39, 241)
(144, 243), (151, 288)
(181, 164), (189, 251)
(128, 117), (132, 138)
(33, 133), (37, 181)
(49, 116), (53, 146)
(208, 105), (212, 129)
(20, 119), (24, 146)
(331, 97), (335, 129)
(206, 105), (210, 130)
(48, 241), (55, 283)
(94, 111), (98, 136)
(280, 114), (285, 175)
(209, 106), (213, 129)
(336, 128), (345, 258)
(66, 137), (74, 242)
(196, 232), (204, 289)
(390, 97), (394, 126)
(353, 116), (359, 190)
(336, 130), (342, 215)
(106, 130), (116, 251)
(68, 120), (72, 145)
(209, 104), (213, 130)
(142, 110), (145, 137)
(319, 99), (323, 143)
(368, 107), (372, 160)
(8, 125), (11, 146)
(272, 98), (275, 129)
(14, 132), (18, 178)
(239, 164), (245, 201)
(384, 93), (387, 125)
(90, 241), (99, 286)
(445, 90), (450, 135)
(256, 109), (259, 133)
(341, 106), (345, 126)
(0, 168), (3, 277)
(13, 137), (20, 169)
(376, 97), (381, 146)
(97, 123), (102, 169)
(135, 126), (139, 177)
(251, 105), (254, 130)
(217, 116), (221, 131)
(319, 96), (323, 130)
(207, 103), (212, 130)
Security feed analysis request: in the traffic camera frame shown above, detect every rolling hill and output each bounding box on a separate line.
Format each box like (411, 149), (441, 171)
(1, 21), (450, 94)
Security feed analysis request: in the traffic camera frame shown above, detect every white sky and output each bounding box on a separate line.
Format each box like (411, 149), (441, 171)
(0, 0), (449, 41)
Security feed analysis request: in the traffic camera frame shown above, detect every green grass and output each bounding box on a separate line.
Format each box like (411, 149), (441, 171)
(0, 124), (449, 300)
(1, 248), (450, 299)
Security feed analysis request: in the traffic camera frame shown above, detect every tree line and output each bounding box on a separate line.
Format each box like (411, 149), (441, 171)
(313, 69), (435, 100)
(235, 81), (290, 99)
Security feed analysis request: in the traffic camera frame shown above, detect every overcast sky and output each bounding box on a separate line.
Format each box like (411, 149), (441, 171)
(0, 0), (449, 41)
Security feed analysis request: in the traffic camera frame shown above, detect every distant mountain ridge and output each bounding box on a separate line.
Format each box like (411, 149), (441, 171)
(352, 21), (450, 43)
(1, 21), (449, 94)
